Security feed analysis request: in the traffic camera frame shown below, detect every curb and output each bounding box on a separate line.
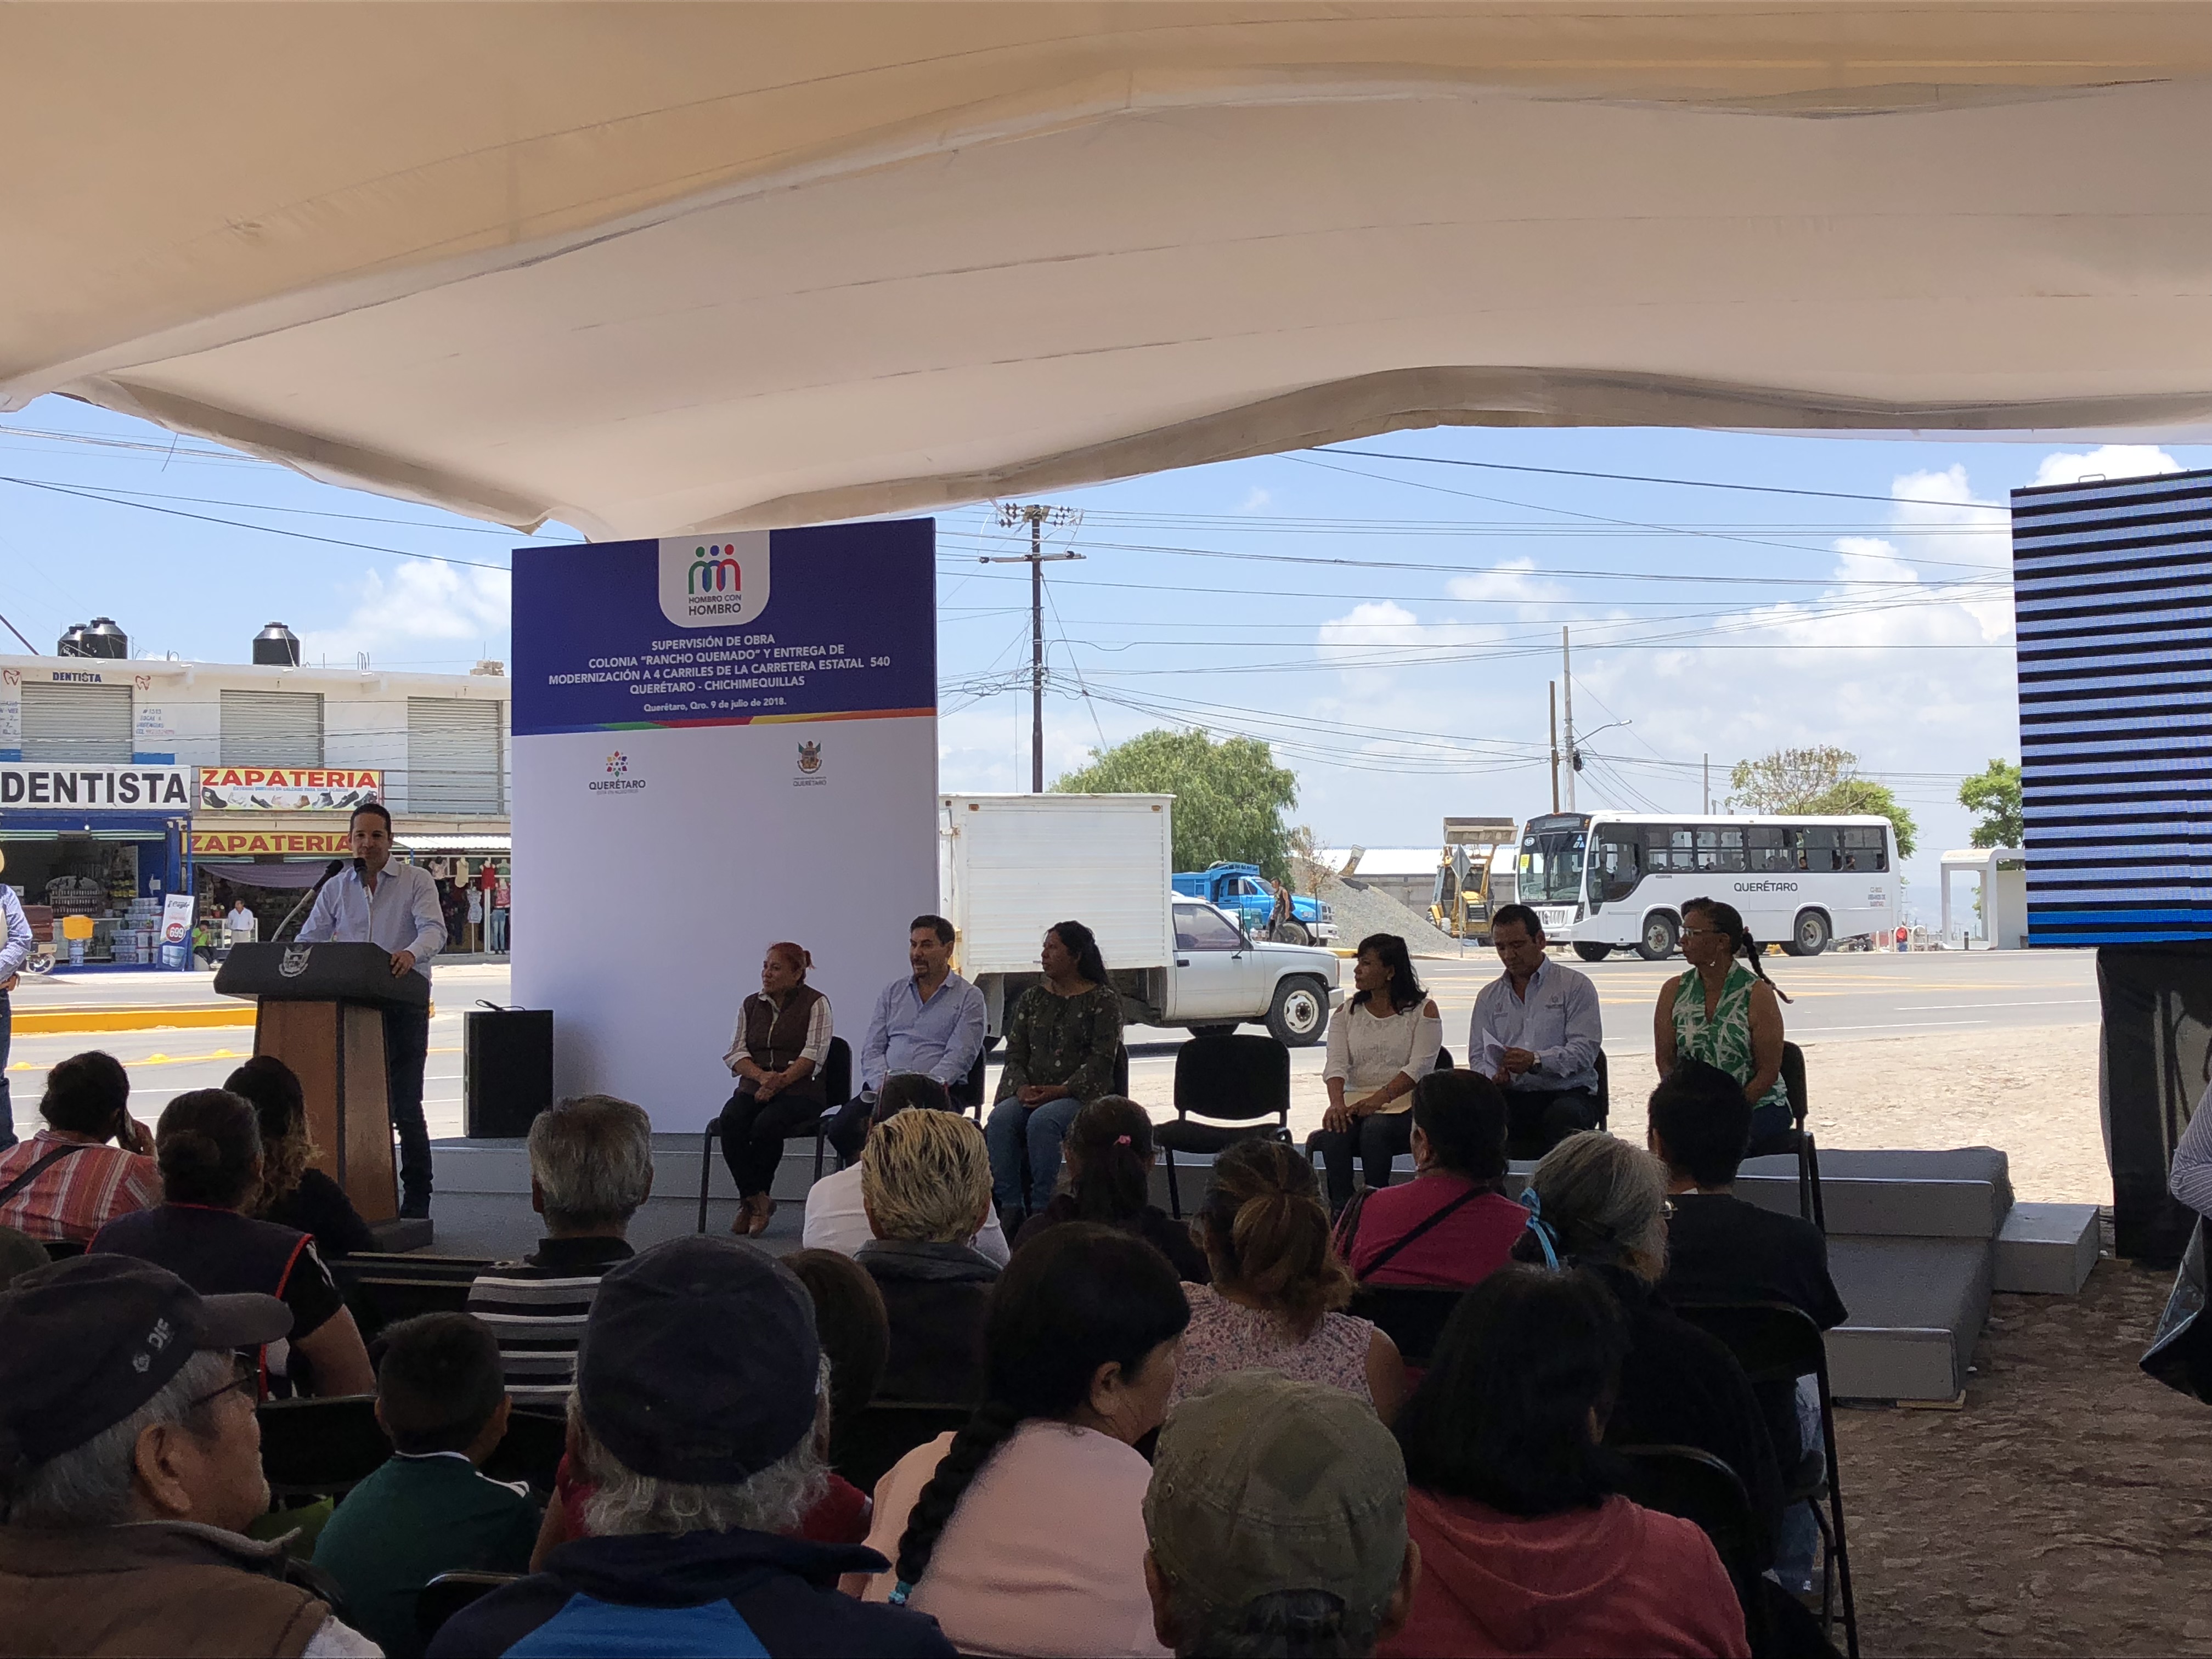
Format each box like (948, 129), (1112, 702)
(12, 1007), (259, 1035)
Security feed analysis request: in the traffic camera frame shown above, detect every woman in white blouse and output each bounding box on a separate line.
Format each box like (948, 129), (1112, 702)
(1306, 933), (1443, 1211)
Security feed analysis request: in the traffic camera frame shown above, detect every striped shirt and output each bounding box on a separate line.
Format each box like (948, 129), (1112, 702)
(0, 1132), (161, 1244)
(464, 1234), (634, 1404)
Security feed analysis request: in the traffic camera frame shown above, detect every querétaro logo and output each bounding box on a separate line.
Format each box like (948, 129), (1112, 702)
(605, 752), (628, 776)
(659, 532), (771, 628)
(589, 751), (646, 795)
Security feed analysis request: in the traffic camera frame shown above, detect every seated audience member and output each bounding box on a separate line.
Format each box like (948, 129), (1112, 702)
(92, 1088), (375, 1398)
(855, 1223), (1190, 1658)
(0, 1051), (159, 1244)
(1307, 934), (1443, 1211)
(986, 921), (1124, 1223)
(1469, 906), (1605, 1159)
(427, 1237), (956, 1658)
(1381, 1267), (1750, 1658)
(1172, 1139), (1406, 1420)
(830, 915), (990, 1163)
(1013, 1096), (1210, 1282)
(1513, 1132), (1784, 1565)
(466, 1093), (654, 1405)
(313, 1312), (539, 1658)
(859, 1108), (1001, 1404)
(225, 1055), (375, 1259)
(784, 1248), (891, 1546)
(1144, 1370), (1418, 1659)
(717, 941), (834, 1238)
(804, 1074), (1011, 1265)
(1336, 1070), (1526, 1288)
(0, 1223), (47, 1287)
(0, 1255), (374, 1656)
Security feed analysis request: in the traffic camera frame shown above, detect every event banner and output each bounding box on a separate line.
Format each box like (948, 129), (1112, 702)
(198, 767), (382, 811)
(510, 521), (938, 1126)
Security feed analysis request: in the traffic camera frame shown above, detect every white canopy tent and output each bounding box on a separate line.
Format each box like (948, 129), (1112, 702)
(9, 3), (2212, 537)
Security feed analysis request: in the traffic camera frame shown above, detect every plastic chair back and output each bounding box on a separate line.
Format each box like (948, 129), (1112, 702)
(1669, 1299), (1824, 1389)
(257, 1395), (390, 1498)
(1171, 1034), (1291, 1126)
(1780, 1041), (1809, 1125)
(1614, 1443), (1760, 1564)
(822, 1036), (853, 1109)
(831, 1400), (974, 1496)
(1346, 1284), (1466, 1368)
(1594, 1048), (1612, 1127)
(415, 1572), (518, 1646)
(479, 1403), (568, 1496)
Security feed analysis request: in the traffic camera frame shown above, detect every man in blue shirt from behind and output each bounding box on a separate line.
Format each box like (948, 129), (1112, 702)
(826, 915), (988, 1164)
(428, 1236), (955, 1659)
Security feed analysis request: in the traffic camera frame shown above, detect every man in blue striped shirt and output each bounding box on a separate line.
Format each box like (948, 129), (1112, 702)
(825, 916), (988, 1164)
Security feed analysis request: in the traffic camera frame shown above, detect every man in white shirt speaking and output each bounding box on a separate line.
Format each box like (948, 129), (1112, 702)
(298, 802), (448, 1217)
(1468, 904), (1605, 1160)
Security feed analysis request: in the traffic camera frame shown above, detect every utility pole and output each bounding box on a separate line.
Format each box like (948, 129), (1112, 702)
(1703, 754), (1710, 814)
(1561, 626), (1576, 813)
(985, 503), (1083, 791)
(1548, 681), (1560, 812)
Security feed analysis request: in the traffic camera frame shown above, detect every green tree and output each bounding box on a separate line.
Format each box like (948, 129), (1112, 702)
(1054, 729), (1299, 878)
(1958, 759), (2023, 849)
(1728, 743), (1918, 857)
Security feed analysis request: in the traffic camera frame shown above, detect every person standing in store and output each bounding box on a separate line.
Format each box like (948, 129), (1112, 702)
(0, 852), (33, 1150)
(223, 895), (258, 961)
(298, 803), (447, 1217)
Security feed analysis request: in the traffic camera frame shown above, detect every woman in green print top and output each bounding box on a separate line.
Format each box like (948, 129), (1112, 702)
(1652, 896), (1795, 1149)
(985, 919), (1124, 1224)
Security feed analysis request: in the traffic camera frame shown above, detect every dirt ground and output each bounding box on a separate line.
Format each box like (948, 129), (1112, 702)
(1841, 1245), (2212, 1657)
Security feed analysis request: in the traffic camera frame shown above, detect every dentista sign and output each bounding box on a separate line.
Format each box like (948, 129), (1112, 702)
(0, 764), (193, 808)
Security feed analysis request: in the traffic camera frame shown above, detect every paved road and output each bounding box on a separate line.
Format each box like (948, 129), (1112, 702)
(2, 950), (2099, 1143)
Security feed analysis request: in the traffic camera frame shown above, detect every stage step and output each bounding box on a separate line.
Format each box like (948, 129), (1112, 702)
(1994, 1201), (2100, 1294)
(1825, 1237), (1994, 1403)
(1737, 1147), (2013, 1239)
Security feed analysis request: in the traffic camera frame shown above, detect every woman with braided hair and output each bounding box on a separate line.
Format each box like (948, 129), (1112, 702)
(853, 1223), (1189, 1656)
(1653, 895), (1796, 1152)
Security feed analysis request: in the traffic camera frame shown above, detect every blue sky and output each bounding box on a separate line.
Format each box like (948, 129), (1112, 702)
(2, 394), (2198, 919)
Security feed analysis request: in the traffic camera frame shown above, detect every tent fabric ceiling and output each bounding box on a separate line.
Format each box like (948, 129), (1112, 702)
(10, 3), (2212, 536)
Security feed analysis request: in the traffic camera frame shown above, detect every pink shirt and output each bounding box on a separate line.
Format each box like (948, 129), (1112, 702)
(859, 1420), (1168, 1659)
(1346, 1177), (1528, 1289)
(0, 1133), (160, 1244)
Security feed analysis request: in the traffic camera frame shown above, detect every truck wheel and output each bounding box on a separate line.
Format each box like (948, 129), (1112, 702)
(1635, 912), (1679, 962)
(1573, 942), (1612, 963)
(1266, 978), (1329, 1047)
(1791, 910), (1832, 957)
(1188, 1023), (1238, 1038)
(1271, 920), (1312, 946)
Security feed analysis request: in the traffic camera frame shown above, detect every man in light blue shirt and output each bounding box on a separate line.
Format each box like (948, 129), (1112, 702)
(1468, 903), (1605, 1159)
(826, 914), (988, 1164)
(0, 862), (33, 1149)
(298, 802), (448, 1215)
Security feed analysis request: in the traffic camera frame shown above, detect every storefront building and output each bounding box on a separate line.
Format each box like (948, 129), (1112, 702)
(0, 762), (192, 966)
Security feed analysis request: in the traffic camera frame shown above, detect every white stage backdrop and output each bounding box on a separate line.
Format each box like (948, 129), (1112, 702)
(511, 522), (937, 1130)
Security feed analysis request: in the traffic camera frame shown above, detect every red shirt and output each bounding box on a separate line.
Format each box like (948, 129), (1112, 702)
(0, 1132), (160, 1244)
(1345, 1175), (1527, 1289)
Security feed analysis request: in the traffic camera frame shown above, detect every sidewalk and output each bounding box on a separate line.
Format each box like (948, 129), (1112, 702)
(8, 959), (513, 1035)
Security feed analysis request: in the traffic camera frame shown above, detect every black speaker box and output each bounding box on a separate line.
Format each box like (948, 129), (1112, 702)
(464, 1007), (554, 1139)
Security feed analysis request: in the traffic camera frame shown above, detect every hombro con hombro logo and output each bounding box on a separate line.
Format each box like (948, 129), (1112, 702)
(659, 532), (771, 629)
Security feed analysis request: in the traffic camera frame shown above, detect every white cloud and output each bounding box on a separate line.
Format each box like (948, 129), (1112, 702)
(2030, 444), (2182, 488)
(297, 561), (511, 668)
(1446, 557), (1568, 606)
(1237, 487), (1273, 514)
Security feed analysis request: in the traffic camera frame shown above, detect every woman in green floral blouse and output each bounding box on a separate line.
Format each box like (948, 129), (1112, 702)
(1653, 895), (1795, 1149)
(986, 920), (1124, 1221)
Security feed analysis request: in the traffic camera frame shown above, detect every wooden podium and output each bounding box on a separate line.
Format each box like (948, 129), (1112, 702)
(215, 943), (430, 1226)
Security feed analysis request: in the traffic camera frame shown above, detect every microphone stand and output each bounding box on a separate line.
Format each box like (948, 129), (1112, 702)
(275, 860), (346, 941)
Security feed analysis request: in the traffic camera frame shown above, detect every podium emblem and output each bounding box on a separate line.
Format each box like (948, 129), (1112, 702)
(279, 945), (314, 978)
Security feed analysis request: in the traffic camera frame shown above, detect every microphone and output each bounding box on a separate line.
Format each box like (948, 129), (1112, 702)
(275, 860), (347, 942)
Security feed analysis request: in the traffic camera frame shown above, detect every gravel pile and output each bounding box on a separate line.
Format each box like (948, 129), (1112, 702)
(1316, 874), (1462, 957)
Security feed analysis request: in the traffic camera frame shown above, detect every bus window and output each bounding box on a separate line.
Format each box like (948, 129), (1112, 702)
(1793, 827), (1843, 871)
(1592, 832), (1643, 909)
(1694, 827), (1747, 874)
(1841, 826), (1889, 872)
(1747, 826), (1790, 873)
(1645, 825), (1697, 873)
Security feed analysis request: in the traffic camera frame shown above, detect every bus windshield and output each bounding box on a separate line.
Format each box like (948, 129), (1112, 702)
(1518, 822), (1589, 904)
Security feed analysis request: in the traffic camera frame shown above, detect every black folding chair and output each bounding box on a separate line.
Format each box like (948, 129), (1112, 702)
(697, 1035), (852, 1232)
(1613, 1444), (1775, 1652)
(416, 1572), (519, 1646)
(950, 1043), (991, 1118)
(830, 1400), (973, 1496)
(1155, 1035), (1291, 1217)
(1594, 1047), (1612, 1130)
(342, 1276), (477, 1340)
(1346, 1284), (1465, 1369)
(1780, 1042), (1827, 1232)
(257, 1395), (390, 1499)
(42, 1238), (86, 1261)
(1671, 1299), (1859, 1659)
(479, 1403), (568, 1497)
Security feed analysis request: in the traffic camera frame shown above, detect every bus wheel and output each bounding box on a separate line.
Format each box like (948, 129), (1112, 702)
(1635, 913), (1679, 961)
(1573, 942), (1612, 963)
(1792, 910), (1832, 957)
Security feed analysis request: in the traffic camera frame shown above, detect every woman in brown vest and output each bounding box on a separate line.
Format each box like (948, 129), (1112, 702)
(717, 941), (835, 1235)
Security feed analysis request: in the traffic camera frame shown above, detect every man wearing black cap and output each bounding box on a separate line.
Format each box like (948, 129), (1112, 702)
(429, 1235), (955, 1658)
(0, 1255), (380, 1657)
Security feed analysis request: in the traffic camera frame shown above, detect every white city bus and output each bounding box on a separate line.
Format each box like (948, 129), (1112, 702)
(1515, 811), (1900, 961)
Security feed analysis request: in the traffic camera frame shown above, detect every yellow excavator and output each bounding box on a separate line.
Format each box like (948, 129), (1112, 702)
(1428, 817), (1518, 941)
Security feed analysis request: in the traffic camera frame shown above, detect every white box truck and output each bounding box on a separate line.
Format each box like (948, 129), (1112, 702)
(941, 793), (1341, 1046)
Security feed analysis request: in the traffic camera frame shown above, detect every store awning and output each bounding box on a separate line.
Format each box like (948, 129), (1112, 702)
(397, 834), (511, 854)
(195, 859), (337, 890)
(10, 5), (2212, 537)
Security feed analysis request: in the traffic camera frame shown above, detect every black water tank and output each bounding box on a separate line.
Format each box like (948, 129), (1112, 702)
(252, 623), (302, 667)
(81, 618), (128, 658)
(55, 623), (88, 656)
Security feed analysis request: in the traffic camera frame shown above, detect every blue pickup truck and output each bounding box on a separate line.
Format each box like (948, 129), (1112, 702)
(1172, 863), (1337, 946)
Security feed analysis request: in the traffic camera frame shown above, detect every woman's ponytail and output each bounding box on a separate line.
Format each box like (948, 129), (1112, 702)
(1202, 1139), (1352, 1331)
